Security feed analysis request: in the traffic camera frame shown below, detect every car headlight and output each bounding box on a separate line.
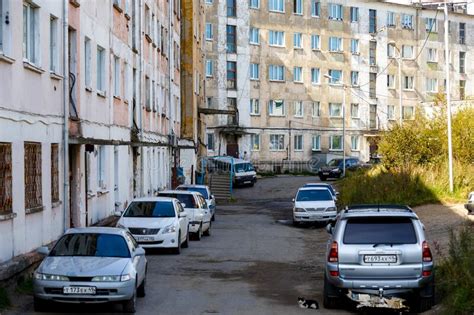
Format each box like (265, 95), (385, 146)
(116, 223), (127, 229)
(326, 207), (337, 212)
(120, 274), (132, 282)
(91, 275), (121, 282)
(294, 208), (306, 212)
(332, 168), (340, 172)
(34, 272), (69, 281)
(162, 224), (176, 234)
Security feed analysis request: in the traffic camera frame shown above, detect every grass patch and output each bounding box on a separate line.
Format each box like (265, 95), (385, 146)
(16, 276), (34, 295)
(436, 223), (474, 314)
(0, 286), (11, 311)
(257, 171), (276, 177)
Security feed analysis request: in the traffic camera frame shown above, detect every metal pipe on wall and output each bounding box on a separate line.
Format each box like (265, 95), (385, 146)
(62, 0), (69, 233)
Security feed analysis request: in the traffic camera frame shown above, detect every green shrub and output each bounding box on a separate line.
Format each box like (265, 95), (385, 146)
(0, 287), (11, 311)
(437, 224), (474, 314)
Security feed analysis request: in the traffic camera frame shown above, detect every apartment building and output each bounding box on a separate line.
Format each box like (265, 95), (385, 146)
(0, 0), (181, 263)
(204, 0), (474, 169)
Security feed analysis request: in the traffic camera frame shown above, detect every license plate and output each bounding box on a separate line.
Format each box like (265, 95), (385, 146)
(364, 255), (397, 263)
(63, 286), (96, 295)
(244, 181), (251, 184)
(136, 236), (154, 242)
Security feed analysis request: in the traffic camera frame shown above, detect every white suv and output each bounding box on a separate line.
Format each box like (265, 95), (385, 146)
(293, 187), (337, 225)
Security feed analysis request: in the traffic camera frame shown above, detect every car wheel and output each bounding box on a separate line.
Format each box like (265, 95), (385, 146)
(173, 232), (182, 254)
(412, 283), (435, 313)
(204, 223), (211, 236)
(195, 224), (203, 241)
(182, 229), (189, 248)
(33, 297), (48, 312)
(292, 219), (299, 227)
(137, 273), (146, 298)
(122, 288), (137, 313)
(323, 276), (340, 309)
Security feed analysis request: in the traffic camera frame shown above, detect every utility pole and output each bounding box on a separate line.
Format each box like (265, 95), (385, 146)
(444, 2), (454, 192)
(398, 50), (403, 125)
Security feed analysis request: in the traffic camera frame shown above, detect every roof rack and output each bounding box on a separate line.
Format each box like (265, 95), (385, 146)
(344, 204), (413, 213)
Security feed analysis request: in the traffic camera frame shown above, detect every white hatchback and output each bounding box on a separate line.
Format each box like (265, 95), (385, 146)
(293, 187), (337, 224)
(116, 197), (189, 254)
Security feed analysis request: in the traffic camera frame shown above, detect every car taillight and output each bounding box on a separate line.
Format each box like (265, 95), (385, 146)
(422, 241), (432, 262)
(328, 241), (338, 263)
(422, 270), (432, 277)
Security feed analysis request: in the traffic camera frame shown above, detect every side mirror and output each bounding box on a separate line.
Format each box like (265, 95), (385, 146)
(179, 212), (187, 218)
(326, 224), (333, 235)
(335, 191), (340, 196)
(181, 202), (186, 209)
(135, 247), (146, 256)
(37, 246), (50, 256)
(211, 195), (215, 199)
(114, 210), (123, 217)
(292, 198), (295, 202)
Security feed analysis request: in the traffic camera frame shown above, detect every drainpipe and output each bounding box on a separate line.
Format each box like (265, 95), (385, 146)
(139, 0), (144, 196)
(168, 0), (173, 188)
(62, 0), (69, 232)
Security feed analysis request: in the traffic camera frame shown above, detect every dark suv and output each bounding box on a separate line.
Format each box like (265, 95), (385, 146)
(317, 158), (360, 180)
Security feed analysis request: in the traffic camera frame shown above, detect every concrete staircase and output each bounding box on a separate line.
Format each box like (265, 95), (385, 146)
(210, 173), (232, 201)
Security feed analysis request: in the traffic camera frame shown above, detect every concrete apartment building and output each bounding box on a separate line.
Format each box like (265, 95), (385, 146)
(0, 0), (181, 264)
(204, 0), (474, 169)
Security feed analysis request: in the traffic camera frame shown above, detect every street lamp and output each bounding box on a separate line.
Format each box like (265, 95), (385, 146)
(388, 41), (403, 125)
(324, 73), (347, 177)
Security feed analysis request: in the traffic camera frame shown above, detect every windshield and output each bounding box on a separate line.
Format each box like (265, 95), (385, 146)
(305, 184), (335, 196)
(343, 217), (417, 245)
(123, 201), (175, 218)
(234, 163), (254, 173)
(296, 189), (333, 201)
(159, 193), (197, 208)
(327, 159), (342, 167)
(50, 233), (130, 258)
(177, 187), (208, 199)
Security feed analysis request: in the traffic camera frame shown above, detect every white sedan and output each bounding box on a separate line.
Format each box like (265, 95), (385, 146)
(116, 197), (190, 254)
(177, 184), (216, 221)
(293, 187), (337, 225)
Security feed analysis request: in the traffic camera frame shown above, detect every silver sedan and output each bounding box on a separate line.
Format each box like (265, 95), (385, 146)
(33, 227), (147, 313)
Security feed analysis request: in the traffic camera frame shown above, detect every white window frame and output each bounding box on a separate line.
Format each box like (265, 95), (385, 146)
(329, 36), (343, 52)
(294, 134), (303, 151)
(330, 135), (343, 151)
(350, 38), (359, 54)
(404, 75), (414, 90)
(269, 0), (284, 13)
(84, 37), (91, 89)
(206, 59), (213, 77)
(97, 146), (107, 189)
(250, 98), (260, 115)
(96, 46), (106, 93)
(402, 106), (415, 120)
(350, 103), (359, 119)
(329, 103), (342, 118)
(402, 45), (414, 59)
(311, 34), (320, 50)
(294, 0), (303, 15)
(293, 66), (302, 83)
(268, 64), (285, 81)
(427, 48), (437, 63)
(249, 27), (260, 45)
(312, 102), (320, 117)
(351, 71), (359, 86)
(269, 134), (285, 151)
(23, 1), (40, 65)
(402, 14), (414, 29)
(350, 7), (359, 22)
(328, 69), (342, 85)
(294, 101), (303, 117)
(113, 55), (120, 97)
(205, 23), (213, 40)
(249, 0), (260, 9)
(387, 11), (395, 27)
(328, 3), (343, 20)
(387, 74), (395, 89)
(293, 32), (303, 49)
(250, 63), (260, 80)
(49, 15), (59, 73)
(351, 135), (360, 151)
(425, 18), (437, 32)
(268, 100), (285, 116)
(250, 134), (260, 151)
(269, 30), (285, 47)
(387, 105), (395, 121)
(426, 78), (438, 93)
(312, 134), (321, 151)
(311, 0), (320, 17)
(311, 68), (320, 84)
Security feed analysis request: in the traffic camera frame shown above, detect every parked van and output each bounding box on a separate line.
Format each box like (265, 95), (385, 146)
(211, 157), (257, 187)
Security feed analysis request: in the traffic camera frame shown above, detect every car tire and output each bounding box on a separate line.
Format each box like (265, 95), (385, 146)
(122, 289), (137, 313)
(413, 283), (435, 313)
(137, 273), (146, 298)
(182, 229), (189, 248)
(195, 224), (203, 241)
(33, 297), (48, 312)
(323, 276), (340, 309)
(204, 223), (211, 236)
(173, 233), (182, 254)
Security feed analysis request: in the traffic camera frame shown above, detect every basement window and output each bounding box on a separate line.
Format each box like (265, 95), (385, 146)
(25, 142), (43, 212)
(51, 144), (59, 203)
(0, 143), (12, 215)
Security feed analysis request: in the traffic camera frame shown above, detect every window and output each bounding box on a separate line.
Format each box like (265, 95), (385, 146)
(269, 30), (284, 46)
(293, 33), (302, 49)
(206, 59), (213, 77)
(207, 97), (213, 108)
(370, 73), (376, 98)
(96, 46), (106, 92)
(330, 135), (343, 151)
(205, 23), (213, 40)
(351, 103), (359, 118)
(145, 76), (151, 110)
(293, 0), (302, 14)
(328, 3), (343, 20)
(269, 65), (285, 81)
(459, 22), (465, 44)
(294, 101), (303, 117)
(425, 18), (437, 32)
(0, 143), (12, 214)
(205, 0), (213, 4)
(311, 0), (320, 17)
(269, 0), (284, 12)
(294, 135), (303, 151)
(459, 52), (465, 74)
(226, 25), (236, 53)
(402, 45), (413, 59)
(370, 104), (377, 128)
(113, 56), (120, 97)
(311, 35), (320, 50)
(311, 68), (320, 84)
(293, 66), (302, 82)
(84, 37), (91, 88)
(269, 134), (285, 151)
(23, 2), (40, 65)
(207, 134), (215, 151)
(329, 103), (342, 117)
(369, 9), (377, 33)
(387, 74), (395, 89)
(312, 135), (321, 151)
(351, 71), (359, 86)
(387, 105), (395, 120)
(351, 136), (359, 151)
(312, 102), (320, 117)
(227, 61), (237, 89)
(402, 14), (414, 29)
(24, 142), (42, 210)
(402, 106), (414, 120)
(251, 134), (260, 151)
(427, 48), (437, 62)
(97, 146), (106, 189)
(123, 62), (129, 101)
(387, 11), (395, 27)
(49, 16), (58, 73)
(369, 41), (376, 65)
(350, 7), (359, 22)
(250, 0), (260, 9)
(404, 76), (414, 90)
(51, 144), (59, 203)
(250, 63), (259, 80)
(350, 39), (359, 54)
(328, 69), (342, 84)
(227, 0), (236, 17)
(249, 27), (260, 44)
(329, 37), (342, 52)
(459, 80), (466, 100)
(144, 5), (150, 35)
(387, 43), (395, 58)
(250, 99), (260, 115)
(426, 78), (438, 93)
(268, 100), (285, 116)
